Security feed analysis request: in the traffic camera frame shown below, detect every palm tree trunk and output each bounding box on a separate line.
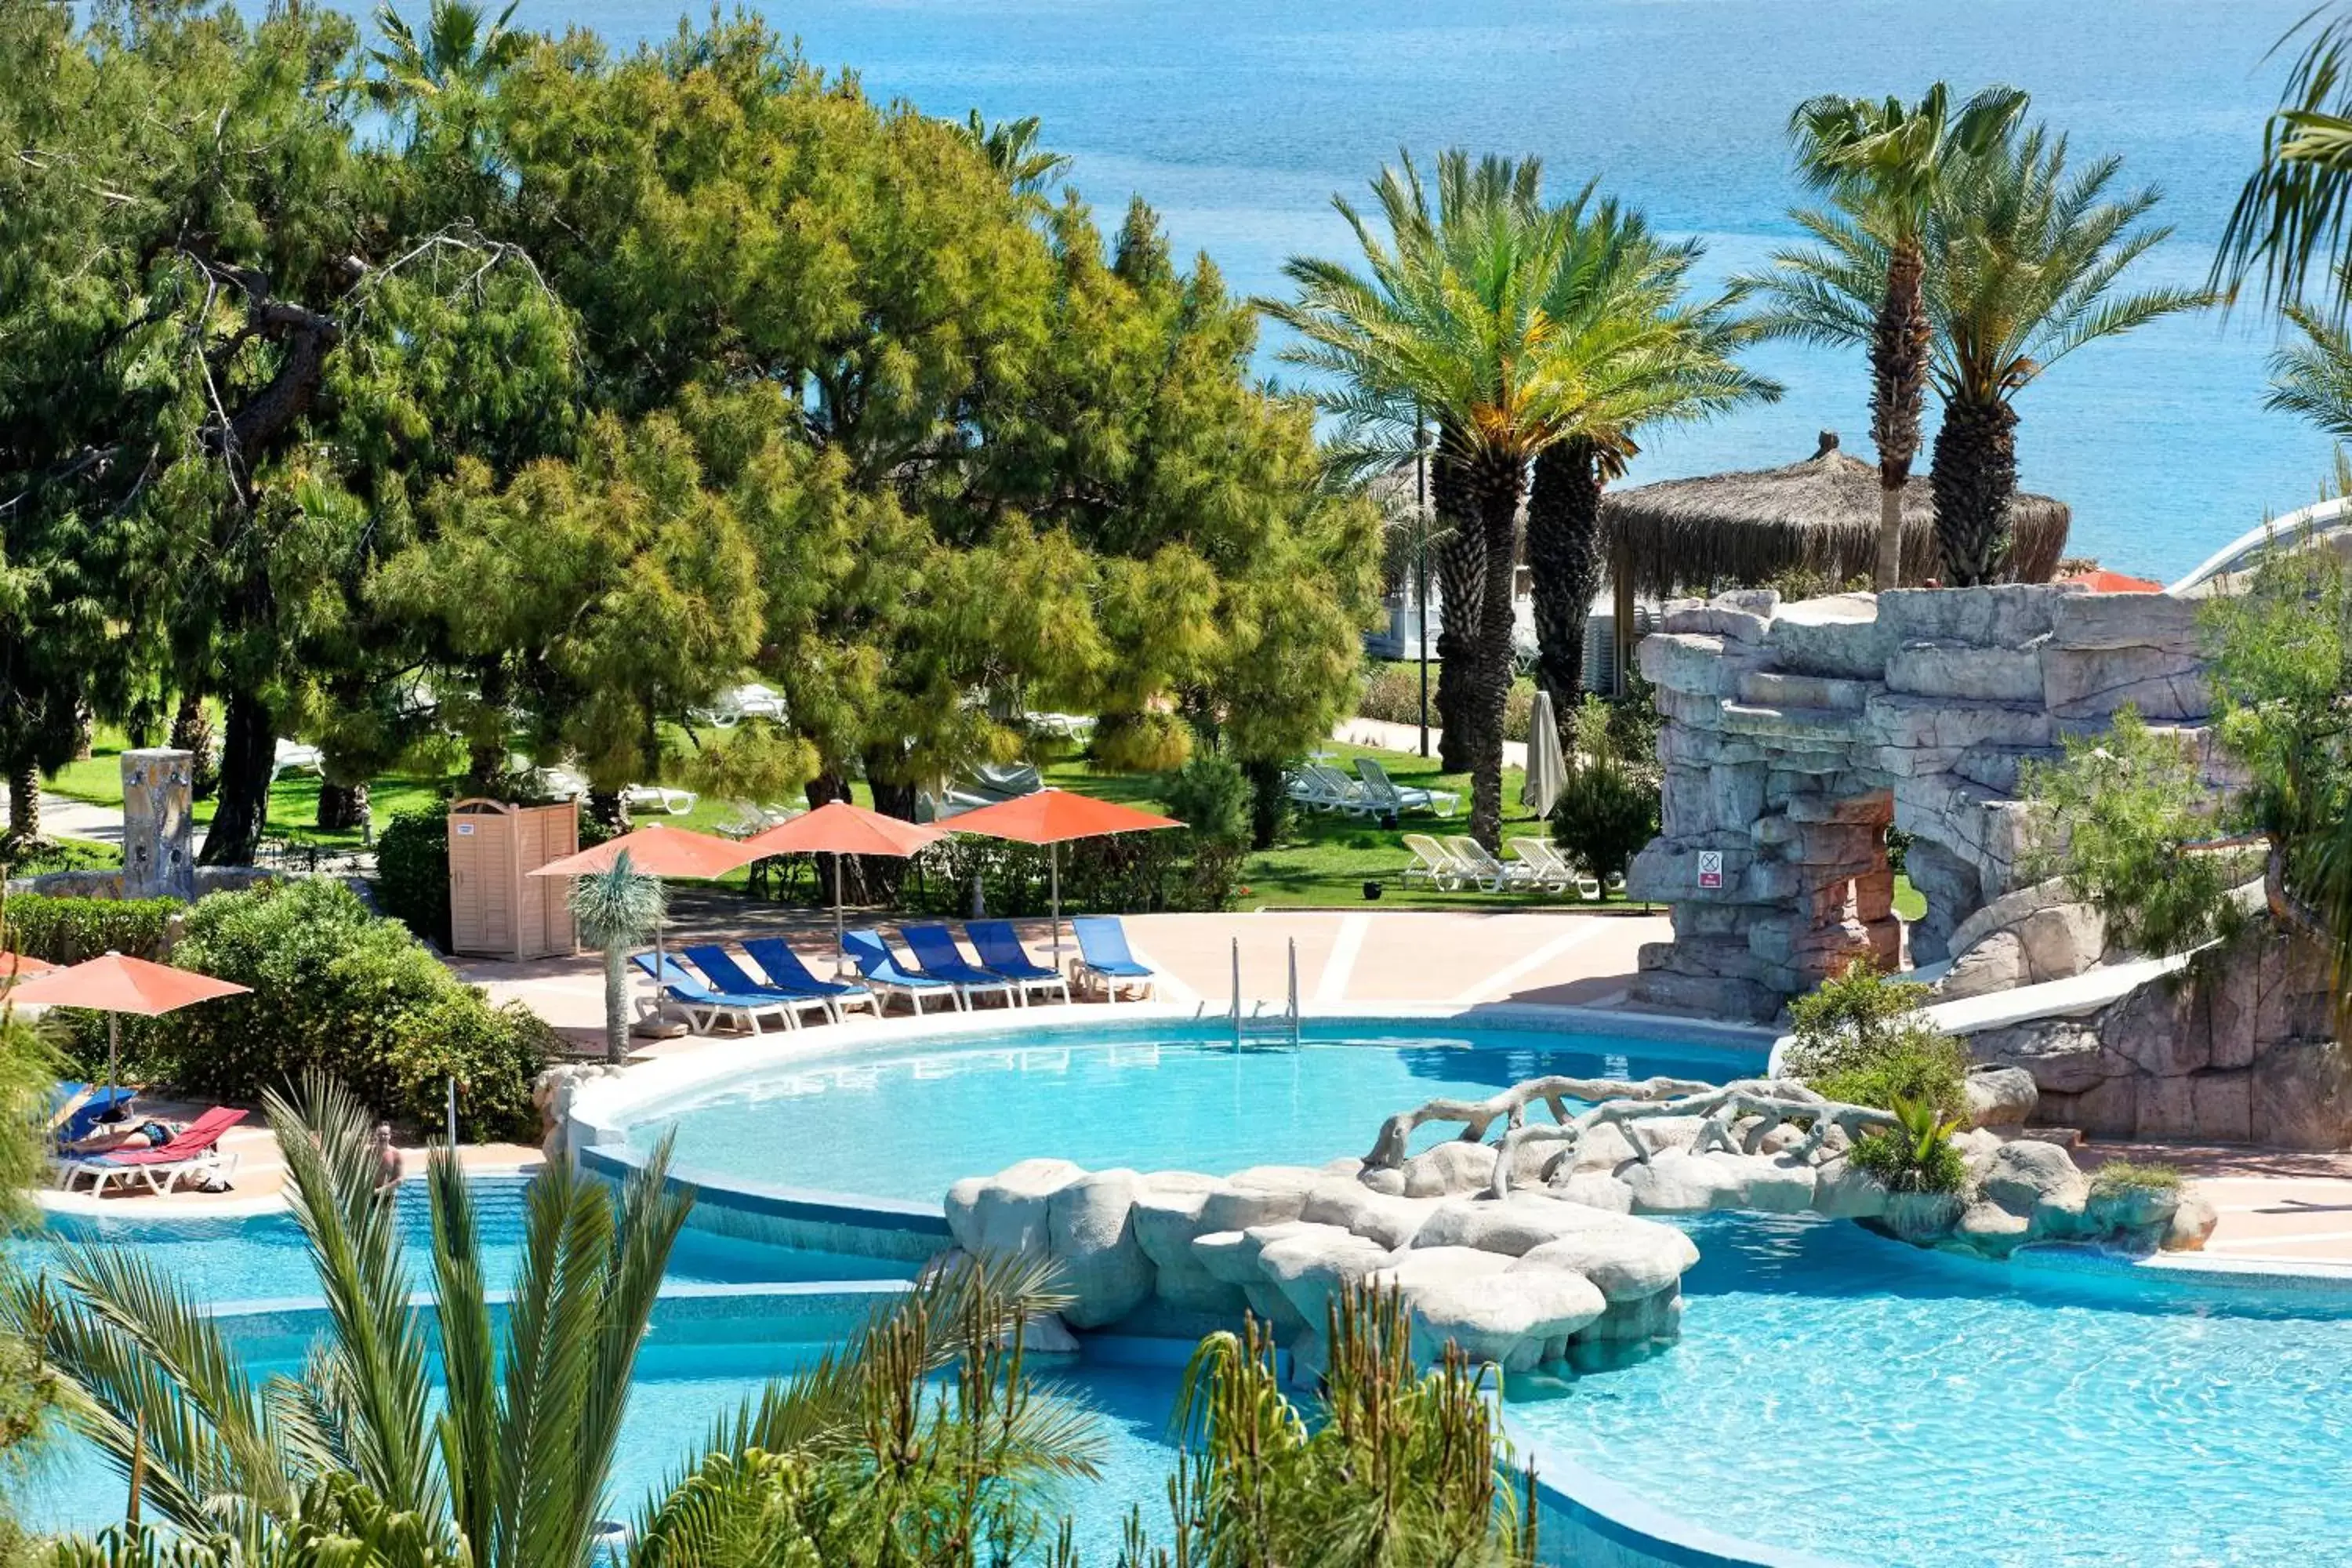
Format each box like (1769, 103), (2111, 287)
(5, 767), (38, 844)
(1929, 394), (2020, 586)
(1463, 449), (1527, 851)
(1870, 241), (1933, 590)
(586, 790), (629, 831)
(198, 690), (274, 865)
(317, 779), (368, 832)
(1526, 437), (1606, 711)
(604, 942), (630, 1064)
(1431, 451), (1482, 773)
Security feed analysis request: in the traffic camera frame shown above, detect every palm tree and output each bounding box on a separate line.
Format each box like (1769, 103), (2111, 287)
(2266, 299), (2352, 441)
(1272, 152), (1734, 846)
(354, 0), (528, 108)
(1759, 84), (2026, 590)
(1523, 195), (1777, 707)
(1923, 126), (2209, 583)
(570, 851), (666, 1065)
(2217, 5), (2352, 318)
(13, 1076), (687, 1567)
(956, 111), (1073, 202)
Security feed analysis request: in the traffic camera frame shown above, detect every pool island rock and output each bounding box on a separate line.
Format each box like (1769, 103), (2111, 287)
(948, 1067), (2213, 1376)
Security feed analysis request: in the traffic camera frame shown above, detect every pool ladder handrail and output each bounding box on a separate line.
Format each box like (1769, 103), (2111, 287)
(1229, 935), (1301, 1048)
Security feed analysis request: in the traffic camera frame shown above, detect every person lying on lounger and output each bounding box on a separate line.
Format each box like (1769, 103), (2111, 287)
(61, 1104), (180, 1155)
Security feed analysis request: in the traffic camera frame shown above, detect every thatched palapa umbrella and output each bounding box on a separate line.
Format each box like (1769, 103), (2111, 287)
(1599, 433), (2070, 679)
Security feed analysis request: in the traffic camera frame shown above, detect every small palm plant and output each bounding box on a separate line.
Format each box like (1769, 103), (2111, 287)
(12, 1076), (688, 1567)
(1129, 1283), (1540, 1568)
(570, 851), (666, 1065)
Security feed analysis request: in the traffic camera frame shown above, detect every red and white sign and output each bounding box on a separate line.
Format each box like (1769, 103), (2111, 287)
(1697, 851), (1724, 891)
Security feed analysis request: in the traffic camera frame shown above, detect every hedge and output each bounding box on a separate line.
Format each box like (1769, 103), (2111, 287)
(373, 808), (452, 949)
(885, 829), (1242, 918)
(2, 894), (178, 963)
(80, 879), (550, 1140)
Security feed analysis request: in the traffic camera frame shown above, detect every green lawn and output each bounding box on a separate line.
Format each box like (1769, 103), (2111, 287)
(41, 726), (1925, 918)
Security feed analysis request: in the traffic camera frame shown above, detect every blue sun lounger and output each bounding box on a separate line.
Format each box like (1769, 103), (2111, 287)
(1072, 916), (1156, 1002)
(631, 952), (797, 1035)
(964, 921), (1071, 1006)
(742, 938), (881, 1022)
(52, 1083), (136, 1146)
(840, 930), (963, 1015)
(898, 925), (1021, 1008)
(680, 945), (839, 1030)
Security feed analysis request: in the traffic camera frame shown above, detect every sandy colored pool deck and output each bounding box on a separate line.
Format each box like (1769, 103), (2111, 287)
(42, 902), (2352, 1273)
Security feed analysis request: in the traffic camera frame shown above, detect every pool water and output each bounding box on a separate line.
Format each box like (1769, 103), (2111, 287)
(1508, 1212), (2352, 1568)
(17, 1178), (913, 1305)
(624, 1024), (1759, 1203)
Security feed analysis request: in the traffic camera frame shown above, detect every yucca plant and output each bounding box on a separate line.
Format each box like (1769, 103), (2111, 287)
(1127, 1283), (1539, 1568)
(10, 1075), (688, 1568)
(1849, 1093), (1968, 1195)
(569, 852), (666, 1064)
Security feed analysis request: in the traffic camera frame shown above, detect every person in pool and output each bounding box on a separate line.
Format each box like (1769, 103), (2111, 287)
(373, 1123), (403, 1192)
(61, 1101), (179, 1155)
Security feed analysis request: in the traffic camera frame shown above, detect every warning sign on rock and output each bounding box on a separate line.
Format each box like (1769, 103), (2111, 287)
(1697, 850), (1723, 891)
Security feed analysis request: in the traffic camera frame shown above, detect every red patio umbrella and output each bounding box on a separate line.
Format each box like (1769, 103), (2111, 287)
(735, 802), (944, 972)
(9, 951), (251, 1093)
(946, 789), (1181, 966)
(530, 822), (761, 1028)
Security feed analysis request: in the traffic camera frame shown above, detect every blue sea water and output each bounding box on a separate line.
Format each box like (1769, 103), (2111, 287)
(622, 1023), (1762, 1203)
(468, 0), (2338, 582)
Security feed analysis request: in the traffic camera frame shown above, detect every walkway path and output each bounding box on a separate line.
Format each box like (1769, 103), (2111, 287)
(2, 792), (125, 845)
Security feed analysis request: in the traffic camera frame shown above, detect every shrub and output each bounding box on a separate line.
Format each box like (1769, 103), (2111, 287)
(894, 827), (1240, 916)
(0, 894), (178, 963)
(373, 808), (452, 949)
(1551, 697), (1659, 887)
(1849, 1096), (1969, 1194)
(1783, 960), (1969, 1117)
(2089, 1159), (2182, 1196)
(1163, 754), (1251, 851)
(82, 879), (549, 1140)
(1360, 662), (1534, 742)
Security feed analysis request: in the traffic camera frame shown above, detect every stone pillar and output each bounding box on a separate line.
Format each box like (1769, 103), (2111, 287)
(122, 748), (195, 902)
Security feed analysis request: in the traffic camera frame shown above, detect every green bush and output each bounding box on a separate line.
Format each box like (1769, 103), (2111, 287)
(893, 827), (1240, 917)
(373, 808), (452, 949)
(82, 879), (549, 1140)
(1163, 754), (1251, 851)
(2089, 1159), (2182, 1196)
(1848, 1096), (1969, 1194)
(0, 894), (178, 963)
(1783, 960), (1969, 1117)
(1360, 662), (1534, 742)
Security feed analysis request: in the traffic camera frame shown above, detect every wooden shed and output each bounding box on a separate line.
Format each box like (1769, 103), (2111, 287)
(447, 799), (579, 960)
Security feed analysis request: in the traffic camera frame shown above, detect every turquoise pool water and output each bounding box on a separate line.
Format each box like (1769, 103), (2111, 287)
(17, 1178), (913, 1305)
(1508, 1212), (2352, 1568)
(620, 1024), (1761, 1203)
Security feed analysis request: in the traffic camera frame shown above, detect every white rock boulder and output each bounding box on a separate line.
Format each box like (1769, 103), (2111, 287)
(944, 1158), (1084, 1254)
(1515, 1221), (1699, 1304)
(1046, 1168), (1155, 1328)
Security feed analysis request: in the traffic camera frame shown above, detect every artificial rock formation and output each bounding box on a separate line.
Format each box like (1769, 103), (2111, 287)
(1627, 586), (2235, 1022)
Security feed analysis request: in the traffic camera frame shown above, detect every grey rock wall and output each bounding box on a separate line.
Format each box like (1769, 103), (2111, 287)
(1628, 586), (2234, 1022)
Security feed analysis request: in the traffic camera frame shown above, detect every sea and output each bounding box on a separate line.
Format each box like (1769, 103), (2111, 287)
(487, 0), (2331, 583)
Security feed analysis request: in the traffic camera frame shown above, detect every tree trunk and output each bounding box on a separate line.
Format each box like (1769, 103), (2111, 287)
(5, 768), (38, 844)
(1463, 448), (1528, 851)
(862, 754), (919, 902)
(1243, 757), (1287, 850)
(1929, 395), (2020, 587)
(1431, 451), (1483, 774)
(1526, 437), (1606, 714)
(71, 703), (93, 763)
(199, 690), (274, 865)
(466, 659), (510, 791)
(603, 942), (630, 1065)
(317, 779), (368, 832)
(1870, 241), (1932, 591)
(586, 790), (630, 832)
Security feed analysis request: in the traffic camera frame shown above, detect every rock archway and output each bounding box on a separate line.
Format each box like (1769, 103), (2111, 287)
(1625, 585), (2229, 1022)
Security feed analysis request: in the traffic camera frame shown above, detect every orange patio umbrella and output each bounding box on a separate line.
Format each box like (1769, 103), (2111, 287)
(0, 953), (57, 985)
(735, 802), (944, 971)
(9, 951), (251, 1094)
(530, 822), (761, 1025)
(946, 789), (1181, 965)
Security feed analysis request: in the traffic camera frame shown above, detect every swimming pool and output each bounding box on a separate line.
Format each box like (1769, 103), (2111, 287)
(613, 1021), (1764, 1204)
(1508, 1211), (2352, 1567)
(19, 1177), (913, 1305)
